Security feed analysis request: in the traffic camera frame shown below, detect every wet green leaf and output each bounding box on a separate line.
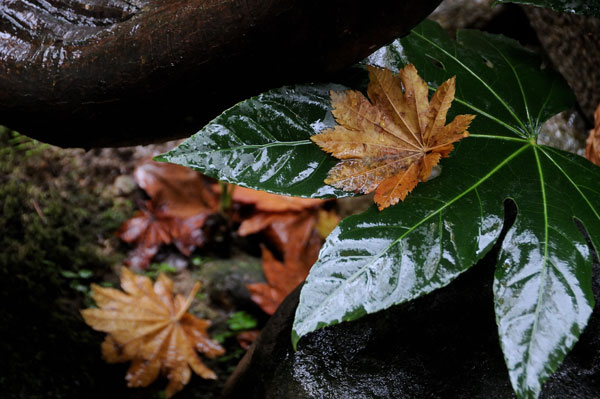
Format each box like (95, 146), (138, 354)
(60, 270), (78, 279)
(77, 269), (93, 279)
(493, 0), (600, 16)
(227, 311), (258, 331)
(156, 85), (351, 198)
(293, 20), (596, 399)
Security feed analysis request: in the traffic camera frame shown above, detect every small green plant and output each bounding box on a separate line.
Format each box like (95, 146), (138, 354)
(191, 256), (212, 267)
(213, 311), (258, 344)
(61, 269), (95, 306)
(227, 311), (258, 331)
(0, 126), (49, 158)
(142, 262), (177, 278)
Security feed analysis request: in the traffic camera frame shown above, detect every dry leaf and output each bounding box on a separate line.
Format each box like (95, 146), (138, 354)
(236, 330), (260, 350)
(243, 214), (322, 314)
(117, 161), (218, 269)
(232, 186), (332, 312)
(586, 104), (600, 166)
(247, 247), (312, 315)
(81, 268), (224, 398)
(316, 209), (340, 239)
(134, 160), (219, 218)
(311, 64), (474, 210)
(116, 201), (208, 269)
(234, 185), (327, 259)
(231, 185), (324, 212)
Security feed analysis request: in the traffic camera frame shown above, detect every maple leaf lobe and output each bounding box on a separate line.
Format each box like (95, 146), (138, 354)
(311, 64), (474, 210)
(81, 267), (224, 398)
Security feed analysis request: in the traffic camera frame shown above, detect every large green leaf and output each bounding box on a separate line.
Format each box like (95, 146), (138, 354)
(493, 0), (600, 16)
(156, 84), (350, 198)
(293, 20), (598, 399)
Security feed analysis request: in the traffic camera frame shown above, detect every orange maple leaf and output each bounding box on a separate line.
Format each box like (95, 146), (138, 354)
(81, 268), (224, 398)
(231, 185), (324, 213)
(233, 186), (326, 260)
(586, 104), (600, 166)
(231, 187), (331, 313)
(311, 64), (475, 210)
(247, 246), (313, 315)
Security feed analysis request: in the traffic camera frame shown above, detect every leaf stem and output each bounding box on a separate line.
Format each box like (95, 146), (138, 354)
(218, 181), (234, 214)
(175, 282), (201, 320)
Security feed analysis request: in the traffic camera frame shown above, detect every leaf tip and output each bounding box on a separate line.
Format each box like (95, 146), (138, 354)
(291, 329), (301, 351)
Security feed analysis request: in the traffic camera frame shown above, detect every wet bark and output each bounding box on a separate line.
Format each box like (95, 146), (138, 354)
(0, 0), (441, 148)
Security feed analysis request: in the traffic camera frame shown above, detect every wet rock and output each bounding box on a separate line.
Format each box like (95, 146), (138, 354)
(197, 255), (265, 311)
(524, 6), (600, 123)
(223, 249), (600, 398)
(0, 0), (442, 148)
(538, 110), (588, 156)
(430, 0), (504, 31)
(110, 175), (137, 196)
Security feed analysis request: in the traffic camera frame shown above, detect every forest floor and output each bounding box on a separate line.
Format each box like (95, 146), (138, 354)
(0, 127), (372, 398)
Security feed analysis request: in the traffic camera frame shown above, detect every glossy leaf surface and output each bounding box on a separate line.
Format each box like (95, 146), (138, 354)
(156, 85), (350, 198)
(294, 20), (598, 399)
(493, 0), (600, 16)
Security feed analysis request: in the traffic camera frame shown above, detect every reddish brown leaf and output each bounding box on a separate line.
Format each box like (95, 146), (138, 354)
(231, 186), (324, 212)
(586, 104), (600, 166)
(81, 268), (224, 398)
(311, 64), (474, 210)
(117, 161), (219, 268)
(116, 202), (208, 269)
(236, 330), (260, 350)
(247, 247), (312, 315)
(233, 187), (334, 313)
(134, 160), (219, 218)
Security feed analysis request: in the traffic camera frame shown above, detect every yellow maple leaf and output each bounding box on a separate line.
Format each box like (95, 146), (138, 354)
(81, 267), (224, 398)
(312, 64), (475, 210)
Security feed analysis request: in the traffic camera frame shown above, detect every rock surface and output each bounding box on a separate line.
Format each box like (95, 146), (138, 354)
(222, 227), (600, 398)
(525, 6), (600, 124)
(0, 0), (442, 148)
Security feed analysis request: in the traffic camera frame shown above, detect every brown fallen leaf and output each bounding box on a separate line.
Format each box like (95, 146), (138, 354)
(134, 160), (219, 218)
(235, 330), (260, 350)
(232, 186), (334, 313)
(239, 210), (317, 259)
(117, 201), (208, 269)
(233, 185), (327, 258)
(231, 185), (324, 212)
(311, 64), (474, 210)
(242, 213), (322, 314)
(586, 104), (600, 166)
(81, 267), (224, 398)
(117, 161), (219, 269)
(247, 247), (312, 315)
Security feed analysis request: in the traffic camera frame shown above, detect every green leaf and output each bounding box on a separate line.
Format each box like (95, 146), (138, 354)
(493, 0), (600, 16)
(293, 20), (596, 399)
(156, 84), (351, 198)
(227, 311), (258, 331)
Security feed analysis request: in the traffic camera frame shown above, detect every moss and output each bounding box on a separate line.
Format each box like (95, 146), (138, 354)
(0, 130), (133, 397)
(0, 130), (231, 398)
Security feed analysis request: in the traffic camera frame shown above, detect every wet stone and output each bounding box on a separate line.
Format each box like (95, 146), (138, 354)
(197, 255), (265, 311)
(537, 110), (587, 156)
(222, 248), (600, 399)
